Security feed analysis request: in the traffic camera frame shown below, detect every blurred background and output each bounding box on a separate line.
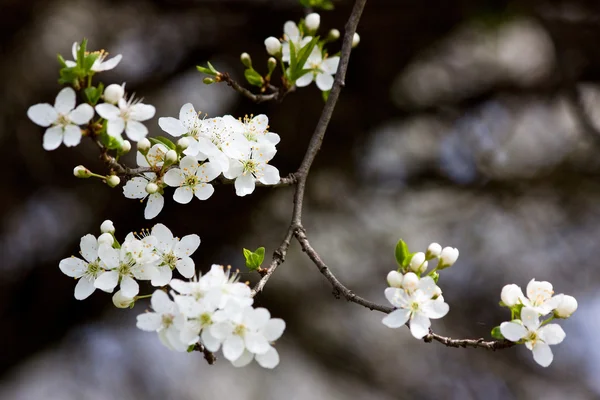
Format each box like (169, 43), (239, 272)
(2, 0), (600, 398)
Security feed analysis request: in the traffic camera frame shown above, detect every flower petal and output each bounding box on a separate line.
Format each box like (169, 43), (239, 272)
(98, 244), (120, 269)
(107, 118), (125, 137)
(193, 184), (214, 201)
(145, 193), (164, 219)
(62, 125), (82, 147)
(173, 187), (194, 204)
(175, 234), (200, 258)
(158, 117), (187, 137)
(382, 309), (410, 328)
(263, 319), (286, 341)
(223, 335), (245, 361)
(151, 289), (172, 313)
(54, 87), (76, 114)
(422, 298), (449, 319)
(42, 126), (64, 151)
(130, 103), (156, 121)
(532, 342), (553, 367)
(123, 177), (148, 199)
(137, 313), (162, 331)
(80, 234), (98, 263)
(27, 103), (58, 127)
(539, 324), (566, 345)
(179, 103), (198, 130)
(163, 168), (185, 187)
(259, 164), (280, 185)
(232, 349), (254, 368)
(321, 57), (340, 74)
(59, 257), (87, 278)
(175, 257), (195, 278)
(520, 307), (542, 331)
(151, 266), (172, 287)
(74, 276), (96, 300)
(409, 313), (431, 339)
(95, 103), (121, 120)
(94, 54), (122, 71)
(201, 329), (222, 352)
(120, 275), (139, 298)
(295, 72), (313, 87)
(125, 120), (148, 141)
(234, 174), (255, 197)
(69, 103), (94, 125)
(500, 321), (528, 342)
(255, 346), (280, 368)
(316, 72), (334, 91)
(94, 270), (119, 292)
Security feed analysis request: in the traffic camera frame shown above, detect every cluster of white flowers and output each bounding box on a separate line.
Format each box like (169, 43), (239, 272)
(263, 12), (353, 92)
(499, 279), (577, 367)
(137, 265), (285, 368)
(59, 220), (286, 368)
(382, 242), (458, 338)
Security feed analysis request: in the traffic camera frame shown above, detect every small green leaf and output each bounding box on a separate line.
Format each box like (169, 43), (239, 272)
(197, 65), (217, 76)
(83, 53), (99, 72)
(498, 301), (506, 307)
(187, 345), (196, 353)
(255, 247), (265, 265)
(491, 326), (504, 340)
(84, 85), (103, 105)
(149, 136), (177, 150)
(295, 37), (319, 75)
(243, 248), (252, 260)
(77, 39), (87, 69)
(100, 131), (125, 150)
(431, 271), (440, 284)
(57, 54), (67, 68)
(244, 68), (264, 87)
(288, 40), (297, 77)
(321, 90), (330, 102)
(394, 239), (410, 268)
(243, 247), (265, 271)
(207, 61), (219, 74)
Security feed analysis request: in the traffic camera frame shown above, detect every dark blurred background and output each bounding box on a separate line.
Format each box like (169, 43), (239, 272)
(2, 0), (600, 398)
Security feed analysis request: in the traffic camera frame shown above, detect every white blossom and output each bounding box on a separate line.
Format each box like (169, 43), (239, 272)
(223, 143), (280, 196)
(136, 290), (188, 352)
(163, 156), (221, 204)
(27, 87), (94, 151)
(95, 96), (155, 142)
(59, 234), (105, 300)
(439, 246), (459, 267)
(150, 223), (200, 286)
(295, 48), (340, 91)
(281, 21), (313, 63)
(500, 307), (566, 367)
(100, 220), (115, 234)
(226, 114), (280, 150)
(501, 284), (524, 307)
(552, 294), (578, 318)
(521, 279), (559, 315)
(65, 42), (122, 72)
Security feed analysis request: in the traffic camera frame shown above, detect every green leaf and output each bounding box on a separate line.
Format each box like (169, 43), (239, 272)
(84, 85), (103, 105)
(321, 90), (330, 102)
(288, 40), (297, 79)
(149, 136), (177, 150)
(498, 301), (506, 307)
(77, 39), (87, 69)
(254, 247), (265, 265)
(187, 345), (196, 353)
(83, 53), (99, 72)
(244, 68), (264, 87)
(431, 271), (440, 284)
(295, 37), (319, 74)
(394, 239), (410, 268)
(100, 130), (125, 150)
(207, 61), (219, 74)
(57, 54), (67, 68)
(491, 326), (504, 340)
(243, 247), (265, 271)
(197, 65), (217, 76)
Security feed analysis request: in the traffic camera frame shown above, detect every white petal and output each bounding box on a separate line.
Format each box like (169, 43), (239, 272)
(417, 276), (437, 298)
(284, 21), (300, 39)
(151, 290), (172, 313)
(123, 177), (148, 199)
(231, 350), (254, 368)
(98, 245), (120, 269)
(94, 54), (122, 71)
(94, 270), (119, 292)
(158, 117), (187, 137)
(42, 126), (64, 151)
(145, 193), (164, 219)
(169, 279), (192, 295)
(193, 184), (214, 201)
(384, 287), (409, 308)
(175, 258), (195, 278)
(174, 234), (200, 257)
(198, 162), (222, 182)
(321, 57), (340, 74)
(409, 313), (431, 339)
(532, 342), (554, 367)
(201, 329), (222, 352)
(62, 125), (82, 147)
(80, 234), (98, 262)
(255, 347), (280, 369)
(223, 159), (243, 179)
(265, 132), (280, 145)
(125, 120), (148, 141)
(179, 155), (199, 171)
(180, 321), (200, 345)
(59, 257), (86, 278)
(173, 187), (194, 204)
(259, 164), (280, 185)
(151, 266), (172, 287)
(178, 103), (198, 130)
(539, 324), (566, 345)
(295, 72), (313, 87)
(382, 309), (410, 328)
(107, 118), (125, 137)
(152, 223), (174, 252)
(95, 103), (121, 120)
(422, 298), (449, 319)
(54, 87), (76, 114)
(223, 335), (245, 361)
(316, 73), (334, 91)
(120, 275), (139, 298)
(27, 104), (58, 127)
(164, 168), (185, 187)
(520, 307), (542, 331)
(234, 174), (255, 197)
(500, 321), (528, 342)
(137, 313), (162, 331)
(526, 279), (553, 303)
(130, 103), (156, 121)
(74, 276), (96, 300)
(69, 103), (94, 125)
(263, 319), (286, 341)
(245, 332), (270, 355)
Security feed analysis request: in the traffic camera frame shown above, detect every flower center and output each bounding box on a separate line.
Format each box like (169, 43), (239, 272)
(409, 301), (420, 313)
(242, 160), (258, 176)
(86, 261), (101, 278)
(233, 324), (247, 336)
(200, 312), (212, 326)
(184, 174), (199, 187)
(117, 258), (135, 277)
(162, 252), (178, 270)
(56, 114), (71, 127)
(161, 313), (175, 328)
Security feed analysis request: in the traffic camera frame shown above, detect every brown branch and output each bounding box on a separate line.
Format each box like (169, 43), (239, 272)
(217, 72), (294, 104)
(295, 228), (515, 351)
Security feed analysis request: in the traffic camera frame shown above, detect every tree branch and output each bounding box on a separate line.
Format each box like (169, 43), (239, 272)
(217, 72), (294, 103)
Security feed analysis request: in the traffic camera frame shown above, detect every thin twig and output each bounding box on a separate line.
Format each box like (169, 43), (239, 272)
(217, 72), (294, 103)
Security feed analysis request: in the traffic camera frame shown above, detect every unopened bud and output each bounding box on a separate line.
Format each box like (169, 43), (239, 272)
(203, 77), (215, 85)
(145, 182), (159, 194)
(553, 294), (578, 318)
(120, 140), (131, 154)
(500, 284), (523, 307)
(73, 165), (91, 178)
(426, 242), (442, 259)
(401, 272), (419, 293)
(103, 83), (125, 104)
(112, 290), (135, 309)
(177, 137), (189, 151)
(106, 175), (120, 187)
(386, 270), (403, 288)
(439, 247), (459, 268)
(305, 13), (320, 32)
(98, 232), (114, 246)
(240, 52), (252, 68)
(352, 32), (360, 48)
(165, 149), (178, 165)
(267, 57), (277, 74)
(327, 29), (340, 41)
(100, 220), (115, 234)
(137, 138), (151, 154)
(409, 252), (428, 273)
(264, 37), (282, 56)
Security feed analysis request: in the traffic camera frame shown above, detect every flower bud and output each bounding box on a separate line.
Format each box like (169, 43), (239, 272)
(73, 165), (91, 178)
(103, 83), (125, 104)
(137, 138), (151, 155)
(106, 175), (120, 188)
(264, 37), (282, 56)
(100, 220), (115, 234)
(352, 32), (360, 48)
(98, 232), (114, 246)
(553, 294), (577, 318)
(500, 284), (523, 307)
(112, 290), (135, 309)
(439, 247), (459, 268)
(426, 242), (442, 259)
(409, 252), (428, 273)
(305, 13), (320, 32)
(386, 270), (403, 288)
(240, 52), (252, 68)
(401, 272), (419, 293)
(177, 137), (189, 151)
(120, 140), (131, 154)
(267, 57), (277, 74)
(165, 149), (178, 165)
(145, 182), (159, 194)
(203, 77), (215, 85)
(327, 29), (340, 41)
